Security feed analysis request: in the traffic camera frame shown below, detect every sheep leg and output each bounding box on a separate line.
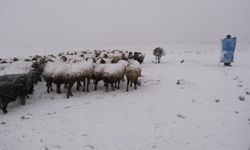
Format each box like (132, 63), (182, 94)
(67, 82), (74, 98)
(134, 80), (137, 89)
(83, 79), (86, 92)
(86, 78), (90, 92)
(50, 82), (53, 91)
(46, 85), (50, 93)
(2, 101), (8, 114)
(117, 80), (120, 89)
(104, 83), (109, 92)
(126, 80), (129, 92)
(46, 81), (51, 93)
(77, 80), (81, 91)
(0, 104), (3, 112)
(3, 106), (8, 114)
(70, 82), (75, 96)
(158, 56), (161, 63)
(94, 80), (98, 91)
(111, 83), (115, 91)
(56, 83), (61, 94)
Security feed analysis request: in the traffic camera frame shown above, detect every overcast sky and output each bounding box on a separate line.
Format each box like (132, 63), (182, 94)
(0, 0), (249, 48)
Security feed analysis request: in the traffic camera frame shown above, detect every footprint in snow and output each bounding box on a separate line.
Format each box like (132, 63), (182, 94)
(232, 76), (239, 80)
(215, 99), (220, 103)
(64, 106), (72, 109)
(47, 112), (56, 115)
(177, 114), (186, 119)
(237, 84), (243, 88)
(21, 116), (30, 120)
(239, 95), (245, 101)
(83, 145), (95, 150)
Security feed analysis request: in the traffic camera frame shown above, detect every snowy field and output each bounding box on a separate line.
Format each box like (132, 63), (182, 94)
(0, 44), (250, 150)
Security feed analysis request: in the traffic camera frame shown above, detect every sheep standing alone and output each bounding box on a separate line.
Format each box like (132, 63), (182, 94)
(125, 60), (142, 91)
(153, 47), (165, 63)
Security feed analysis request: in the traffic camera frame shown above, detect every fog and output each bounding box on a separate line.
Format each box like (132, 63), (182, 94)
(0, 0), (249, 48)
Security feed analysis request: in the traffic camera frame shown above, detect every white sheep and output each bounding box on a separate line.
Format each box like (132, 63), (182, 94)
(92, 60), (128, 91)
(42, 59), (94, 98)
(75, 58), (94, 92)
(92, 63), (107, 90)
(102, 60), (128, 91)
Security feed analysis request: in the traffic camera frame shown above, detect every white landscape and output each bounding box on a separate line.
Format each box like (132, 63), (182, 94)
(1, 0), (250, 149)
(0, 44), (250, 150)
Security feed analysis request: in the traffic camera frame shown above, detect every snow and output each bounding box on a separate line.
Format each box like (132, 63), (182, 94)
(0, 61), (32, 75)
(0, 44), (250, 150)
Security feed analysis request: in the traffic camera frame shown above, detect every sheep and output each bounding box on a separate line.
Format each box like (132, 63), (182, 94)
(102, 60), (128, 91)
(0, 67), (41, 99)
(13, 57), (19, 62)
(43, 59), (94, 98)
(153, 47), (165, 63)
(125, 60), (142, 91)
(92, 60), (128, 91)
(43, 61), (72, 95)
(42, 61), (59, 93)
(0, 73), (32, 97)
(75, 58), (94, 92)
(92, 63), (106, 90)
(0, 76), (29, 114)
(111, 56), (122, 63)
(133, 52), (145, 64)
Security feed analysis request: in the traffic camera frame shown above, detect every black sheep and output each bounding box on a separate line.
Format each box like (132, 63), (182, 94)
(0, 76), (28, 114)
(134, 52), (145, 64)
(0, 70), (39, 95)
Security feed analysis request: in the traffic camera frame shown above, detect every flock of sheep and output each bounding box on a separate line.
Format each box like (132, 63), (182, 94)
(0, 49), (155, 114)
(41, 49), (144, 98)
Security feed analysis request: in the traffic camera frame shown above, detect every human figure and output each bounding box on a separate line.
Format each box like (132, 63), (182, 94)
(220, 35), (237, 66)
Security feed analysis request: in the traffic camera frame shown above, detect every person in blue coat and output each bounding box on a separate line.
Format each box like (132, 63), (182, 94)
(220, 35), (237, 66)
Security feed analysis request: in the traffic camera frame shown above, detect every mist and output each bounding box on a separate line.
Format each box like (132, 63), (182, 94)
(0, 0), (249, 48)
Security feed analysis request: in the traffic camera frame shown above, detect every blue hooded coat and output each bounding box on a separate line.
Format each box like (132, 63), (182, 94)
(220, 37), (236, 63)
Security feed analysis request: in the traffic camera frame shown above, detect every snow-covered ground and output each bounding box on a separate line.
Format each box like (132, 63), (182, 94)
(0, 44), (250, 150)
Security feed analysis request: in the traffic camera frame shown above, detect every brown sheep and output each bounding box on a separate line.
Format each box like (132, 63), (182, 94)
(125, 70), (140, 92)
(125, 60), (141, 91)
